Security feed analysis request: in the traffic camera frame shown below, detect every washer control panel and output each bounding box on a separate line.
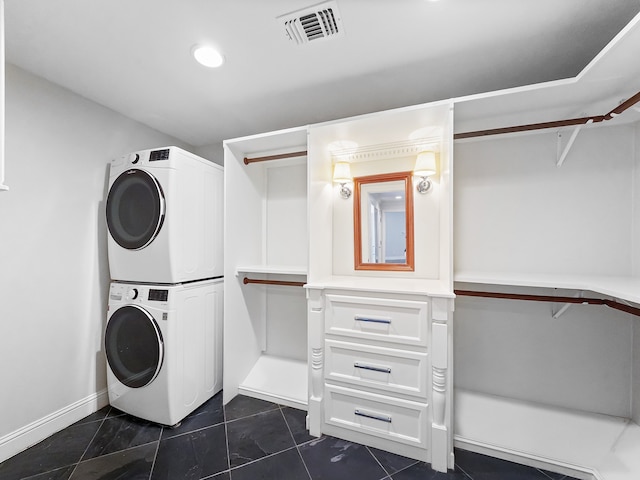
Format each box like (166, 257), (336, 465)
(109, 283), (170, 304)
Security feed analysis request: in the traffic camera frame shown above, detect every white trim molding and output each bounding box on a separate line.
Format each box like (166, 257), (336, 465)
(0, 389), (109, 463)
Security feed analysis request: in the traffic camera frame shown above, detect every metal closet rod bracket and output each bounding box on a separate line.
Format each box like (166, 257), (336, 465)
(556, 119), (593, 167)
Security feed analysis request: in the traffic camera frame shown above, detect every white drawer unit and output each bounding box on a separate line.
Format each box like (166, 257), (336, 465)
(306, 289), (446, 466)
(325, 339), (429, 398)
(324, 384), (429, 449)
(325, 294), (429, 347)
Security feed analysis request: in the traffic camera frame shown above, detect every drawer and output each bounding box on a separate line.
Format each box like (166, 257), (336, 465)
(325, 339), (428, 398)
(325, 294), (428, 346)
(324, 384), (428, 449)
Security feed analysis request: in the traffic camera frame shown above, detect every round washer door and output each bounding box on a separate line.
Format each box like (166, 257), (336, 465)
(106, 169), (165, 250)
(105, 305), (164, 389)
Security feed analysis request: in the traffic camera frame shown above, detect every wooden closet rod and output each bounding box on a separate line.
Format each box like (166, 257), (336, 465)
(454, 289), (640, 317)
(454, 90), (640, 140)
(243, 277), (305, 287)
(244, 150), (308, 165)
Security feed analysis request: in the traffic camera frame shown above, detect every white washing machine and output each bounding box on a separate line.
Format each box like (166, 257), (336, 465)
(105, 278), (223, 426)
(106, 146), (223, 284)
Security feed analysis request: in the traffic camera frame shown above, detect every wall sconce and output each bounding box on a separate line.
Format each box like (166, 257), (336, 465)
(414, 151), (437, 194)
(333, 162), (352, 199)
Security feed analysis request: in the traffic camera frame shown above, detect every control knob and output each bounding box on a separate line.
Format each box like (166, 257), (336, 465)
(126, 288), (139, 300)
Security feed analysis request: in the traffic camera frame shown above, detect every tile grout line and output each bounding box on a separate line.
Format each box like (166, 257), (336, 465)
(223, 401), (231, 475)
(224, 405), (280, 425)
(538, 469), (568, 480)
(65, 406), (114, 479)
(454, 462), (475, 480)
(364, 445), (393, 479)
(17, 409), (117, 480)
(381, 458), (421, 479)
(147, 434), (162, 480)
(226, 445), (301, 475)
(72, 407), (164, 480)
(279, 405), (313, 480)
(159, 420), (226, 440)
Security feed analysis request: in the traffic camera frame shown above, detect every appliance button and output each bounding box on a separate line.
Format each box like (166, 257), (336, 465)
(126, 288), (139, 300)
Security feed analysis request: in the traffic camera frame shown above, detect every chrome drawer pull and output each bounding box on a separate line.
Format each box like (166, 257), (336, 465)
(354, 316), (391, 324)
(354, 362), (391, 374)
(354, 409), (392, 423)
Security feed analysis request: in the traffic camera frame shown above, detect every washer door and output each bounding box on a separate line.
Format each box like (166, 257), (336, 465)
(105, 305), (164, 389)
(106, 169), (165, 250)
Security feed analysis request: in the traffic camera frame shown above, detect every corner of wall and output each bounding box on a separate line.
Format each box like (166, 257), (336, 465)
(633, 123), (640, 277)
(194, 142), (224, 166)
(634, 122), (640, 425)
(633, 316), (640, 425)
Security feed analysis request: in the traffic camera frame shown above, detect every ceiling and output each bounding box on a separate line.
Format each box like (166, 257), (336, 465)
(5, 0), (640, 147)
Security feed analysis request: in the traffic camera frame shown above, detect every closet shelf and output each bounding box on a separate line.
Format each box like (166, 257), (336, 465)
(306, 275), (454, 297)
(454, 389), (640, 480)
(454, 271), (640, 305)
(236, 265), (308, 276)
(238, 355), (308, 410)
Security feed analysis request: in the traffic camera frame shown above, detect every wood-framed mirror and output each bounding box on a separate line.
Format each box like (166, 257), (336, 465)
(353, 171), (414, 271)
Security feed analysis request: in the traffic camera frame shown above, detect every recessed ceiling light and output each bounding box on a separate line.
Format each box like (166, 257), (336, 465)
(192, 45), (225, 68)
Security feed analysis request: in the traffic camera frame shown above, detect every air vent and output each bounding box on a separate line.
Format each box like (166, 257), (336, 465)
(278, 1), (344, 45)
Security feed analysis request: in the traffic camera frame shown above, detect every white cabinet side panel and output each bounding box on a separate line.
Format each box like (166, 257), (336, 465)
(266, 285), (308, 361)
(266, 162), (307, 267)
(223, 146), (266, 403)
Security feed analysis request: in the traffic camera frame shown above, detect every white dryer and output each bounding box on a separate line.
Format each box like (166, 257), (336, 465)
(106, 146), (223, 284)
(105, 278), (223, 426)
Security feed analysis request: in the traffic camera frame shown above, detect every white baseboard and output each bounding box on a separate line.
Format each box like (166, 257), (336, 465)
(454, 436), (598, 480)
(0, 389), (109, 463)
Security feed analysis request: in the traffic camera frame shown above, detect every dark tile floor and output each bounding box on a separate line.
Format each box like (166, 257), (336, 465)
(0, 394), (579, 480)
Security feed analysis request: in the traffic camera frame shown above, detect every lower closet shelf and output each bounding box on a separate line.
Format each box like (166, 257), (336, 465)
(238, 355), (308, 410)
(454, 389), (639, 480)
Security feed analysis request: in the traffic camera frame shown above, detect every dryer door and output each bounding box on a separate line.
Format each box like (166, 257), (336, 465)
(105, 305), (164, 388)
(106, 169), (165, 250)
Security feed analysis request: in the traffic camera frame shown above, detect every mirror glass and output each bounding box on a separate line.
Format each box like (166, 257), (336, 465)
(353, 171), (414, 271)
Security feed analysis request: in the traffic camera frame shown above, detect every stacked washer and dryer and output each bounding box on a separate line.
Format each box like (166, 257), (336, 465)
(104, 146), (224, 426)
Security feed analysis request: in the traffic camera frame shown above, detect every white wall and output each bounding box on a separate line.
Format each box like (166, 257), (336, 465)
(454, 124), (636, 417)
(0, 64), (192, 461)
(194, 142), (224, 167)
(455, 125), (634, 276)
(454, 293), (632, 416)
(634, 122), (640, 424)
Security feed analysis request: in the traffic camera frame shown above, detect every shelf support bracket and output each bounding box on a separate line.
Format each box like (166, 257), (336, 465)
(556, 119), (592, 167)
(552, 291), (583, 319)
